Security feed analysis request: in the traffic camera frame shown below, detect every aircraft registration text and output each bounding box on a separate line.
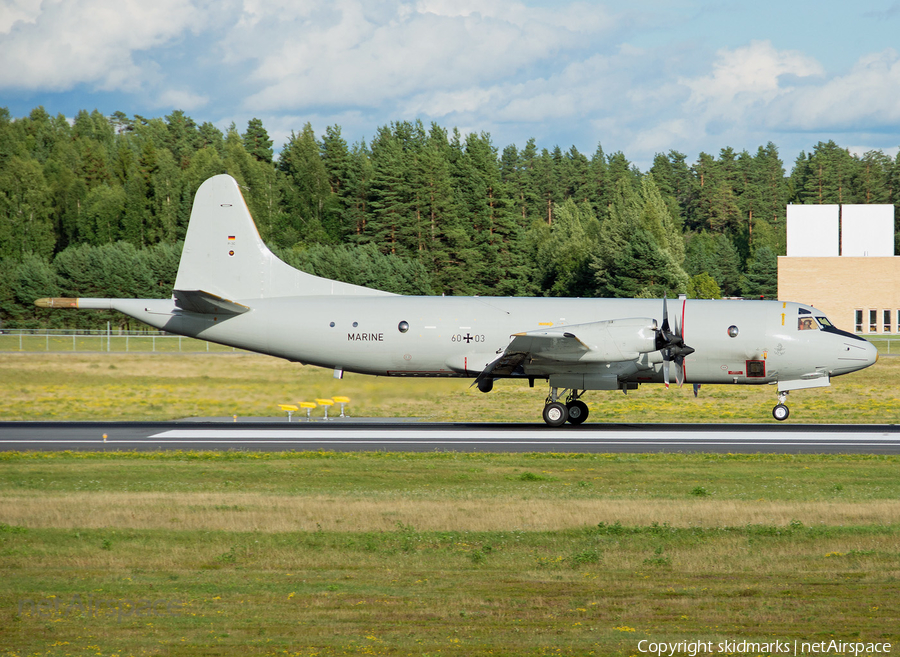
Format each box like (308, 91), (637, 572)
(451, 334), (486, 343)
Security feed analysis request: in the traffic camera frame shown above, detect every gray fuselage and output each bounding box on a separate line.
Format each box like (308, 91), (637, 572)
(124, 295), (875, 391)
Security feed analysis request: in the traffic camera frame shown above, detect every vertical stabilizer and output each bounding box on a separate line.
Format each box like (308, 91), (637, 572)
(173, 174), (390, 300)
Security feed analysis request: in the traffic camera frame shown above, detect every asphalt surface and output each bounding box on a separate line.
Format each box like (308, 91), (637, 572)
(1, 420), (899, 454)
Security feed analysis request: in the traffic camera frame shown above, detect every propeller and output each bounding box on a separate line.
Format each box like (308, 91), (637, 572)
(656, 295), (695, 388)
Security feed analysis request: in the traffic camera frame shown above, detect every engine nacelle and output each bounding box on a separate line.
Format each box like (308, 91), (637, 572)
(564, 317), (659, 362)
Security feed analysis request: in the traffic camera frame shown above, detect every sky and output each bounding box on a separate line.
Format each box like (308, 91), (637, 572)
(2, 0), (900, 170)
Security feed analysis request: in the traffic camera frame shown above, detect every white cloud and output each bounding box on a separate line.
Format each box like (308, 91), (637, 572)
(0, 0), (43, 33)
(155, 89), (210, 111)
(239, 0), (614, 112)
(681, 40), (823, 122)
(0, 0), (205, 91)
(773, 49), (900, 130)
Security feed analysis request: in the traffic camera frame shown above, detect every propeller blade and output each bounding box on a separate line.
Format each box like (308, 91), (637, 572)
(693, 383), (701, 398)
(657, 295), (693, 389)
(662, 347), (671, 389)
(661, 293), (670, 335)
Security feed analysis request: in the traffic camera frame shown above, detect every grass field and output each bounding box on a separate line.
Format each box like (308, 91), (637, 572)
(1, 352), (899, 655)
(0, 351), (898, 423)
(1, 451), (899, 656)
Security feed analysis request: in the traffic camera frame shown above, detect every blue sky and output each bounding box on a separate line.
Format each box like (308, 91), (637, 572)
(2, 0), (900, 170)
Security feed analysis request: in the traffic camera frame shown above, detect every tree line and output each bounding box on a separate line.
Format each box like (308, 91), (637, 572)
(1, 106), (898, 329)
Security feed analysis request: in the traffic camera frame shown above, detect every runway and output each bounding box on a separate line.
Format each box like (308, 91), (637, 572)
(1, 420), (899, 454)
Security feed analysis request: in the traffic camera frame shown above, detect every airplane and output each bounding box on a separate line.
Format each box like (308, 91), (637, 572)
(36, 174), (879, 426)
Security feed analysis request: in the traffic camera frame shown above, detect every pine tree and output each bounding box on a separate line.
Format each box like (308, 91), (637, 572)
(366, 123), (413, 256)
(740, 246), (778, 298)
(321, 125), (353, 238)
(591, 175), (688, 298)
(277, 124), (330, 245)
(855, 150), (891, 204)
(0, 155), (55, 259)
(165, 110), (199, 168)
(801, 140), (857, 204)
(530, 199), (600, 296)
(586, 143), (610, 218)
(242, 118), (273, 164)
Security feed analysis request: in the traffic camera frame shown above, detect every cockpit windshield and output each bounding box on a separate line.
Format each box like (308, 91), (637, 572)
(816, 316), (834, 329)
(798, 317), (819, 331)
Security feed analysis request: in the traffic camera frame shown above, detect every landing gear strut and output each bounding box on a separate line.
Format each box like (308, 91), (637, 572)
(542, 388), (589, 426)
(772, 391), (790, 421)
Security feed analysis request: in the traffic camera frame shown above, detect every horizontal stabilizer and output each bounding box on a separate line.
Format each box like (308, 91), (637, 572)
(174, 290), (250, 315)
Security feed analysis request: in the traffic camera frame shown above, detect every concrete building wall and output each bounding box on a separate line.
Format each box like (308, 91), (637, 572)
(841, 204), (895, 257)
(778, 256), (900, 334)
(786, 205), (839, 256)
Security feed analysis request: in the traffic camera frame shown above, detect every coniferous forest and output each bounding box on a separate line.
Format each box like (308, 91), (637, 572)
(1, 106), (899, 329)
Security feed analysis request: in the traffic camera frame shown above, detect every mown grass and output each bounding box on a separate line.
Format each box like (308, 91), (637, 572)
(0, 352), (898, 423)
(1, 452), (899, 655)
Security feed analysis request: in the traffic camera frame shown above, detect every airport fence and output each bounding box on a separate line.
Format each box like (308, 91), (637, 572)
(0, 329), (245, 353)
(857, 336), (897, 355)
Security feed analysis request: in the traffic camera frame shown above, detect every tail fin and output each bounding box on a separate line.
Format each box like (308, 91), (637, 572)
(173, 174), (390, 301)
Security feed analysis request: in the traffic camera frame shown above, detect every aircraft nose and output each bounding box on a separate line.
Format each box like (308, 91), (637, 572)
(830, 337), (878, 376)
(865, 339), (879, 367)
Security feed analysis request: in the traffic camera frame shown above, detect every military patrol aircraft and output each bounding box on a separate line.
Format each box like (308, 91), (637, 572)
(37, 174), (878, 426)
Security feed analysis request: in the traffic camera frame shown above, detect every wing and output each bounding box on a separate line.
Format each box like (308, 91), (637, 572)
(473, 317), (659, 387)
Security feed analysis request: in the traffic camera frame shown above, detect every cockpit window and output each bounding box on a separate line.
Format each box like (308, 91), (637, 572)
(798, 317), (818, 331)
(816, 316), (834, 329)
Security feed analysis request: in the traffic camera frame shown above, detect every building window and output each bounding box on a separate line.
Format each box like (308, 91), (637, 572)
(884, 310), (892, 333)
(855, 310), (863, 333)
(869, 309), (878, 333)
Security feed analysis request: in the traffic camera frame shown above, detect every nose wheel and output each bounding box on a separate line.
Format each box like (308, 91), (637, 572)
(772, 391), (789, 421)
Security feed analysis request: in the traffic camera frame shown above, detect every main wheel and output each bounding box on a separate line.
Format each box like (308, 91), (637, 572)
(772, 403), (790, 421)
(566, 400), (589, 425)
(542, 402), (568, 427)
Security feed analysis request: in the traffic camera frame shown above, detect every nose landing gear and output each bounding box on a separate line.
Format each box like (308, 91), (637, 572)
(772, 391), (790, 421)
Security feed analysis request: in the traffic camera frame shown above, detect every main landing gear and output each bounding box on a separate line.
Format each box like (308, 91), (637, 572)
(542, 388), (589, 426)
(772, 391), (790, 421)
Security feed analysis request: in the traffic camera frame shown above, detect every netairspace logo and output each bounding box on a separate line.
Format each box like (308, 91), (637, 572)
(636, 639), (893, 656)
(17, 595), (183, 623)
